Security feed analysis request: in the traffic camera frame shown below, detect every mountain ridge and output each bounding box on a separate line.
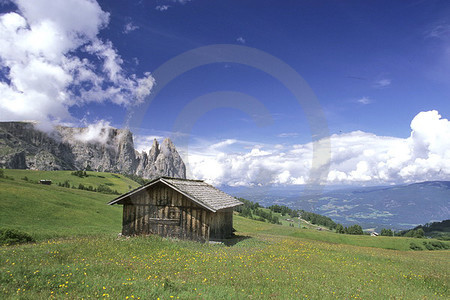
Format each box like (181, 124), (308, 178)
(0, 121), (186, 179)
(223, 181), (450, 229)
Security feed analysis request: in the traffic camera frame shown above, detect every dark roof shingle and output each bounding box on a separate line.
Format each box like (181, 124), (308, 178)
(108, 177), (242, 212)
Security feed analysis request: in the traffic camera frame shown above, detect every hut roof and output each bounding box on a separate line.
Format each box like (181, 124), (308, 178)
(108, 177), (242, 212)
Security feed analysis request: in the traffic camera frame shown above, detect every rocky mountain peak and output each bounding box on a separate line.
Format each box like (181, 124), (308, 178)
(160, 138), (176, 153)
(137, 137), (186, 179)
(0, 122), (186, 180)
(148, 138), (160, 162)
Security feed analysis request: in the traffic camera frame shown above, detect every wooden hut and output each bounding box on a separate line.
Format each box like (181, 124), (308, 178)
(108, 177), (243, 242)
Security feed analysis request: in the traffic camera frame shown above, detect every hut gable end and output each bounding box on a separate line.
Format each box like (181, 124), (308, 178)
(108, 177), (243, 242)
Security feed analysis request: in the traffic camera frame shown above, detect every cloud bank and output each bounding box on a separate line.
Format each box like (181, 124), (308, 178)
(0, 0), (154, 129)
(72, 120), (112, 144)
(186, 110), (450, 186)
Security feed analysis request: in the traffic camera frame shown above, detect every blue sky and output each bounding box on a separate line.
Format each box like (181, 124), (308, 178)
(98, 0), (450, 138)
(1, 0), (450, 186)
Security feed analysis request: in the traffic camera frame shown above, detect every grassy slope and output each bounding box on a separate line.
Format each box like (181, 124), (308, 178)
(4, 169), (139, 194)
(0, 169), (449, 299)
(234, 216), (445, 251)
(0, 170), (137, 240)
(252, 207), (321, 229)
(1, 227), (448, 299)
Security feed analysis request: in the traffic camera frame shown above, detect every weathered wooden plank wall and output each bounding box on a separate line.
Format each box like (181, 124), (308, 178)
(209, 208), (233, 239)
(121, 183), (212, 242)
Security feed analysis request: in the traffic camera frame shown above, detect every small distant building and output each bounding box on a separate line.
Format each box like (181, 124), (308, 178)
(39, 180), (52, 185)
(108, 177), (243, 242)
(371, 232), (379, 237)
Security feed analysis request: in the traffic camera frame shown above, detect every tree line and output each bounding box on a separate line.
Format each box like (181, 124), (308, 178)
(396, 219), (449, 240)
(234, 198), (281, 224)
(58, 180), (120, 195)
(335, 224), (364, 235)
(268, 204), (338, 230)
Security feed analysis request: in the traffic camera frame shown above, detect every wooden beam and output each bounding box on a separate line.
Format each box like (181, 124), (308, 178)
(148, 218), (180, 225)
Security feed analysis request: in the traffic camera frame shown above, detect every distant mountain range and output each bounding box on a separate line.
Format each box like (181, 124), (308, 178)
(223, 181), (450, 230)
(0, 122), (186, 179)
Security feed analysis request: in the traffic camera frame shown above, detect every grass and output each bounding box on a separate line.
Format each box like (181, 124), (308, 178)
(277, 212), (330, 230)
(1, 231), (448, 299)
(234, 216), (447, 251)
(0, 171), (127, 240)
(0, 169), (449, 299)
(3, 169), (139, 194)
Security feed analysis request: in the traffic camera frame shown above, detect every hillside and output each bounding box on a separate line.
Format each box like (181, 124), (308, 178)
(0, 169), (449, 299)
(400, 219), (450, 240)
(0, 170), (139, 239)
(225, 181), (450, 229)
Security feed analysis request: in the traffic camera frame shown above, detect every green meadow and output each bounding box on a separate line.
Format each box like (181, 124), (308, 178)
(0, 170), (137, 240)
(3, 169), (139, 194)
(235, 217), (443, 251)
(0, 170), (449, 299)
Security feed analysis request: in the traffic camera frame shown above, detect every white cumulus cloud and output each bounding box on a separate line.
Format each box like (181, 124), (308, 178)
(0, 0), (154, 129)
(185, 110), (450, 187)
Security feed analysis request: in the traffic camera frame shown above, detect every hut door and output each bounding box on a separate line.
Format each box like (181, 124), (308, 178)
(147, 206), (181, 238)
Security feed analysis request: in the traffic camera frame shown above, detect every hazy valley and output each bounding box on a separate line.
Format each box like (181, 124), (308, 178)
(224, 181), (450, 230)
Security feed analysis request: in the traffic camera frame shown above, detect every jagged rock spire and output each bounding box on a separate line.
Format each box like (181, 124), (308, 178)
(0, 122), (186, 180)
(141, 138), (186, 179)
(148, 138), (160, 162)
